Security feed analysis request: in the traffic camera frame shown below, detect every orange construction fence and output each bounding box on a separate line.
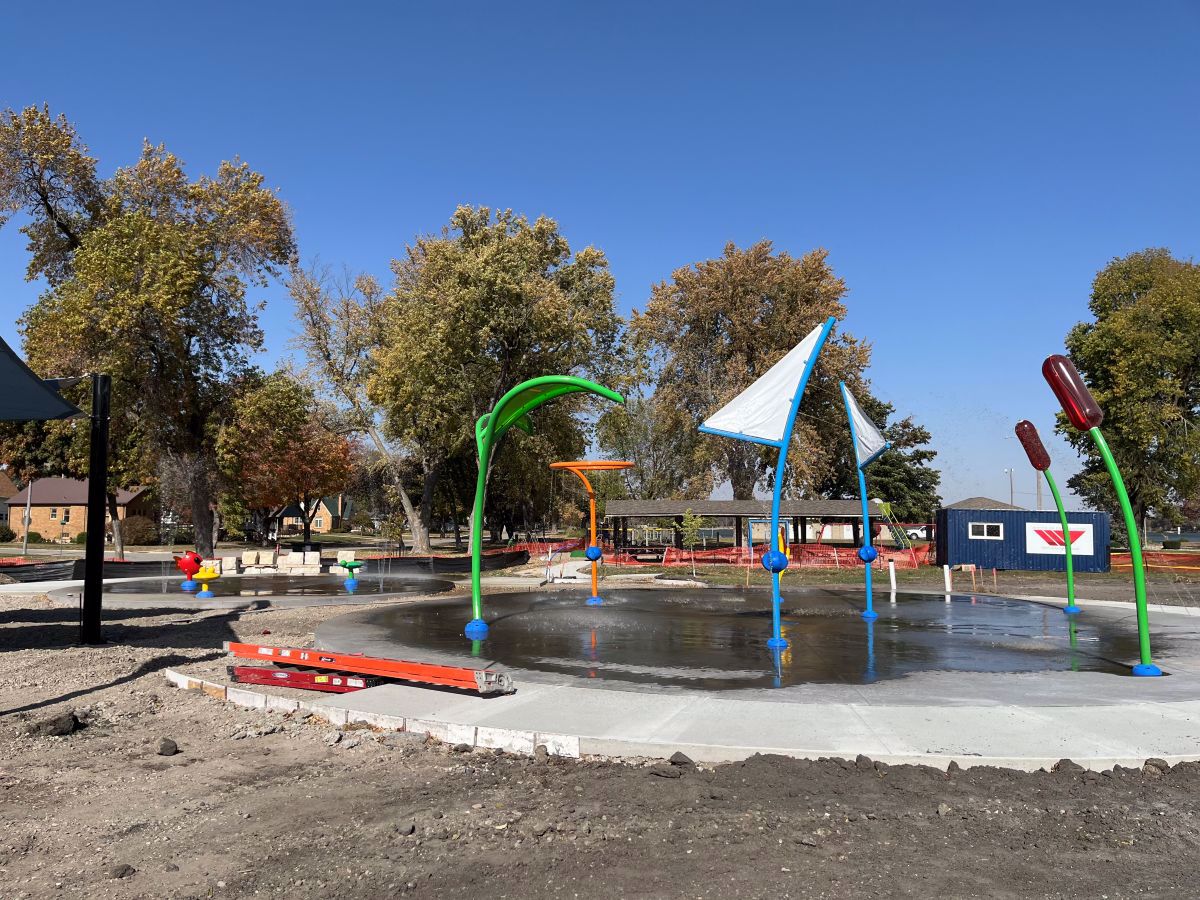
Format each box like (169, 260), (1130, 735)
(609, 542), (934, 569)
(1112, 551), (1200, 572)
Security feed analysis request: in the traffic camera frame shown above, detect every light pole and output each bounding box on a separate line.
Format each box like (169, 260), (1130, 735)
(1003, 468), (1015, 506)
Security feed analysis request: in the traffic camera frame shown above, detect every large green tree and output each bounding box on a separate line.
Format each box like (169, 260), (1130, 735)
(1059, 249), (1200, 528)
(814, 391), (941, 521)
(294, 206), (624, 553)
(0, 105), (295, 556)
(634, 241), (940, 509)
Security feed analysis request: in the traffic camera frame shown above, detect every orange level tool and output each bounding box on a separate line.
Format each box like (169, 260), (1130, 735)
(222, 641), (515, 695)
(228, 665), (381, 693)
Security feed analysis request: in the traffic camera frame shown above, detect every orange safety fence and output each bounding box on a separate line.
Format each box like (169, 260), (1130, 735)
(1112, 551), (1200, 572)
(511, 538), (584, 557)
(609, 542), (934, 569)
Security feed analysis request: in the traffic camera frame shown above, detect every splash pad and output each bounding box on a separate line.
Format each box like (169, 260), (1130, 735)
(317, 587), (1175, 690)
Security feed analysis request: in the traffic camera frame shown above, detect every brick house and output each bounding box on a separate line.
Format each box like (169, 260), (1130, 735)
(5, 477), (155, 543)
(0, 469), (17, 530)
(279, 494), (353, 535)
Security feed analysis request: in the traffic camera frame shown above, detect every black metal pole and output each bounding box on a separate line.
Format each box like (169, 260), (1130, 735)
(80, 373), (110, 644)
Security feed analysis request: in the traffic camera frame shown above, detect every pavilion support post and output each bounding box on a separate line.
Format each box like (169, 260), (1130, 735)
(792, 516), (800, 543)
(80, 373), (110, 645)
(674, 515), (684, 549)
(734, 516), (743, 548)
(800, 516), (808, 544)
(851, 518), (861, 546)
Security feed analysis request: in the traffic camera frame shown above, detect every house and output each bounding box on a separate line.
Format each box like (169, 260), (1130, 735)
(0, 469), (17, 529)
(278, 494), (353, 535)
(5, 477), (155, 543)
(934, 496), (1110, 572)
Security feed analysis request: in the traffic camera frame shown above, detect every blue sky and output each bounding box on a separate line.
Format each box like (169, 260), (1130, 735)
(2, 1), (1198, 510)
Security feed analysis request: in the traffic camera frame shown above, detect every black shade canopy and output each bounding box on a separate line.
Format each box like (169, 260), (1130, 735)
(0, 336), (81, 422)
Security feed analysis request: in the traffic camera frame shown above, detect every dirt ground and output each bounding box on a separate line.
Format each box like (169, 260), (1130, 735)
(3, 589), (1200, 899)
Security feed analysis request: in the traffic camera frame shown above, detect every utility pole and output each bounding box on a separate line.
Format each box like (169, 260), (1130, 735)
(20, 479), (32, 555)
(1003, 468), (1015, 507)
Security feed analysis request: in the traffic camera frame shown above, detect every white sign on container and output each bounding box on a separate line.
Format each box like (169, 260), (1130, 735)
(1025, 522), (1093, 556)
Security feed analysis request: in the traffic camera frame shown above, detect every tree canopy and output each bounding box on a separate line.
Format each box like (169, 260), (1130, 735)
(1060, 249), (1200, 529)
(632, 241), (941, 513)
(0, 105), (295, 555)
(217, 373), (355, 543)
(293, 206), (625, 551)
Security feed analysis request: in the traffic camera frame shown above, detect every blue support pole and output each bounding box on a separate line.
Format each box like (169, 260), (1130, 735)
(839, 381), (888, 621)
(856, 464), (878, 620)
(764, 317), (836, 650)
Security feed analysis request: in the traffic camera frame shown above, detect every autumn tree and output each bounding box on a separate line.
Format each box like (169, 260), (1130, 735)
(0, 105), (295, 556)
(293, 206), (624, 553)
(1059, 249), (1200, 529)
(634, 241), (939, 507)
(596, 394), (709, 500)
(286, 268), (427, 543)
(218, 373), (354, 544)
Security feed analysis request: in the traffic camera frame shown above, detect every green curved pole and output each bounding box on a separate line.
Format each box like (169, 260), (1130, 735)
(467, 375), (623, 640)
(1042, 469), (1078, 614)
(469, 446), (492, 623)
(1088, 426), (1160, 675)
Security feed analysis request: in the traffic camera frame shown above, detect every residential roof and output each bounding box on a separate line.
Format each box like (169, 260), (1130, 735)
(6, 477), (148, 507)
(943, 496), (1026, 511)
(604, 498), (883, 519)
(0, 470), (17, 502)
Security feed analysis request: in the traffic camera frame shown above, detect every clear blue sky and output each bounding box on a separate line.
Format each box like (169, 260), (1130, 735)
(2, 1), (1198, 510)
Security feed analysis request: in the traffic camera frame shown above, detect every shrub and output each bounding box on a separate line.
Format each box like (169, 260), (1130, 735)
(121, 515), (158, 546)
(73, 531), (88, 544)
(25, 531), (44, 544)
(0, 525), (15, 543)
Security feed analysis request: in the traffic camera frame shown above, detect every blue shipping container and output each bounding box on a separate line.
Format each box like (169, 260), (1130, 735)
(935, 507), (1110, 572)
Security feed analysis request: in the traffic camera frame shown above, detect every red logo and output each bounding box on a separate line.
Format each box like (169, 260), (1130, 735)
(1033, 528), (1084, 547)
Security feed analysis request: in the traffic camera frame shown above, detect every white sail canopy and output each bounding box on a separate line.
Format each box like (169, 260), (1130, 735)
(699, 322), (826, 447)
(841, 383), (889, 468)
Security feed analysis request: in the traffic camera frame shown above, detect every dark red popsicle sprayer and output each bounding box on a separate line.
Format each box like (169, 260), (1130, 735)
(1042, 355), (1103, 431)
(1014, 419), (1051, 472)
(1040, 353), (1160, 676)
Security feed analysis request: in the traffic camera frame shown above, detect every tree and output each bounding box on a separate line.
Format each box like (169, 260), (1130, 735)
(811, 388), (941, 521)
(295, 206), (624, 554)
(680, 508), (710, 577)
(288, 267), (430, 549)
(1059, 249), (1200, 531)
(634, 241), (939, 505)
(0, 105), (295, 557)
(217, 373), (355, 544)
(596, 394), (709, 500)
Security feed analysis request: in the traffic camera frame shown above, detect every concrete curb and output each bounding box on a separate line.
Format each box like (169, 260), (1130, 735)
(163, 667), (581, 758)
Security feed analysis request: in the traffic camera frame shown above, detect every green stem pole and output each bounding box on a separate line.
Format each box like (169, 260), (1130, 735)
(1088, 426), (1159, 674)
(1042, 469), (1078, 613)
(469, 437), (491, 623)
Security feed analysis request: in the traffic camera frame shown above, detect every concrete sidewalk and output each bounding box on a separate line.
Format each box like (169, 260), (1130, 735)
(188, 668), (1200, 772)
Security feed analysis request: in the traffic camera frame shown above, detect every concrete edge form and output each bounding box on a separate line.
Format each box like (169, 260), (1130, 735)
(163, 668), (582, 759)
